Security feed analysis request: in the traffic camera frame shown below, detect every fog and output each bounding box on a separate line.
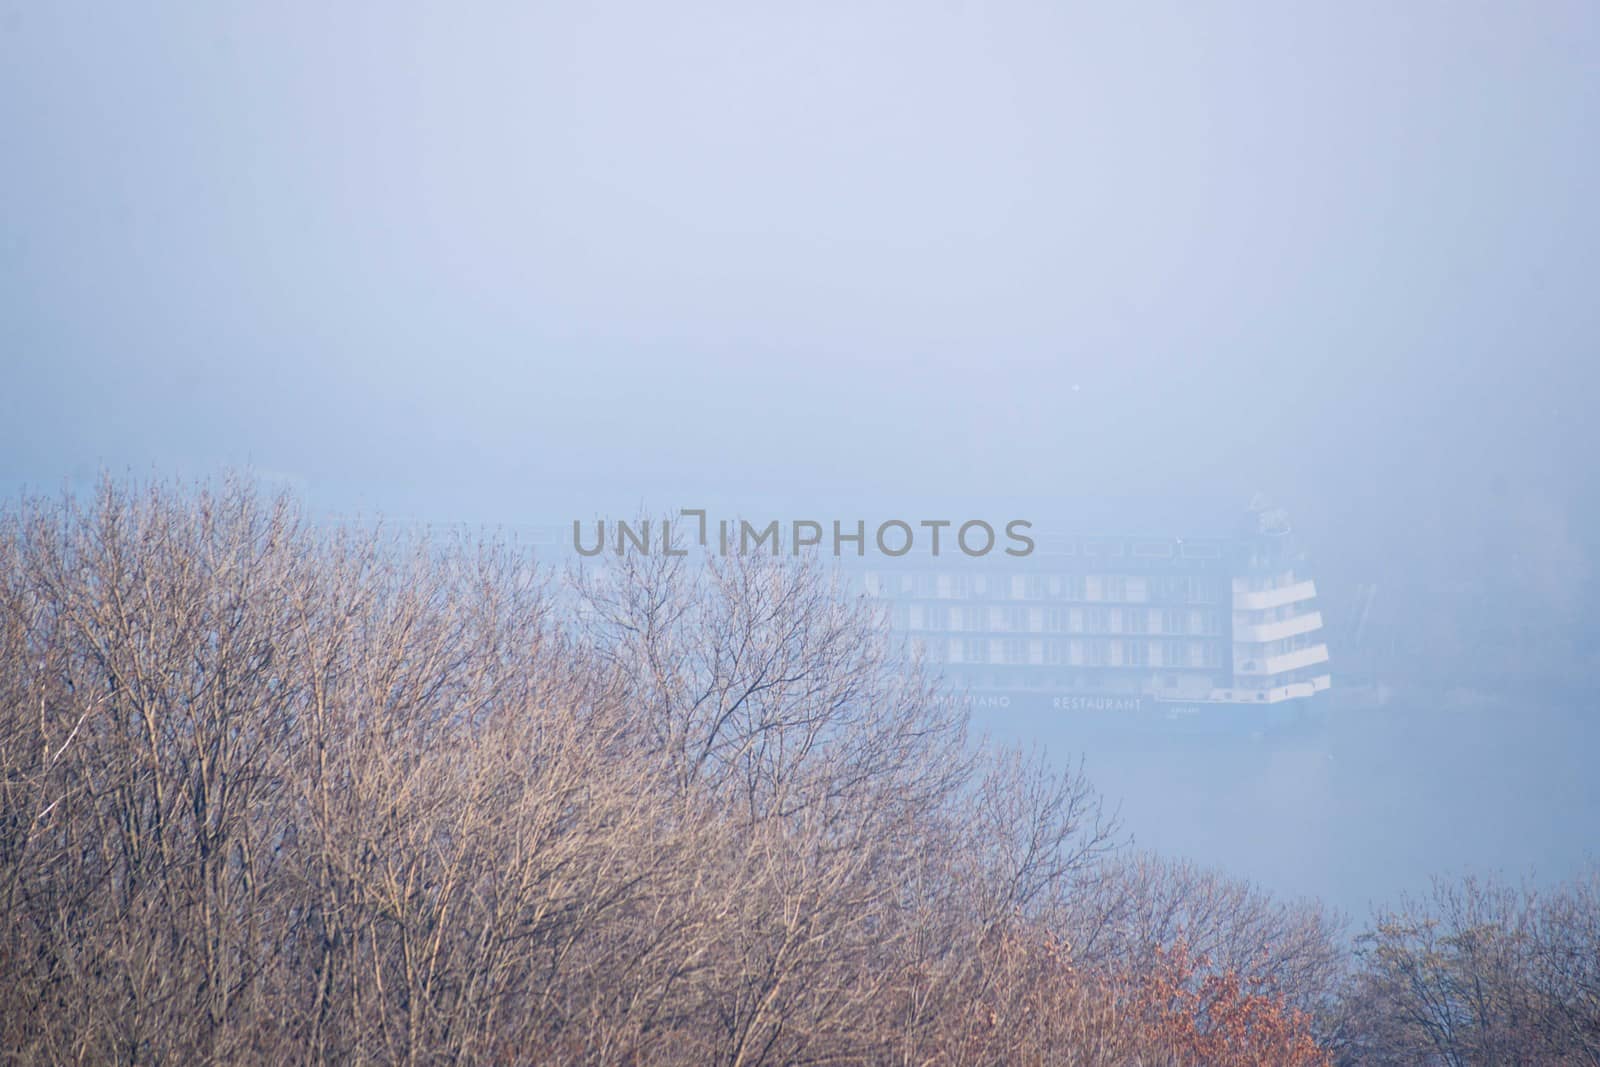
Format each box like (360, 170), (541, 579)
(976, 695), (1600, 919)
(4, 2), (1599, 917)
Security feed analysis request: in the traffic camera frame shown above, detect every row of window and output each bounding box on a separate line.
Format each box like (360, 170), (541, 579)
(945, 637), (1225, 669)
(868, 573), (1225, 604)
(893, 603), (1224, 636)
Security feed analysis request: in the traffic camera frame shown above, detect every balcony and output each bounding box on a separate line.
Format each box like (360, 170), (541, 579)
(1233, 580), (1317, 612)
(1235, 611), (1323, 644)
(1235, 643), (1330, 677)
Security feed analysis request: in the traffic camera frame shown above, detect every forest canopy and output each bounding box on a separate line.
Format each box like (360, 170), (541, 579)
(0, 479), (1592, 1065)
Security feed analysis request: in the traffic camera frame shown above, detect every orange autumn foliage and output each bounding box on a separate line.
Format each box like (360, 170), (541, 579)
(941, 924), (1332, 1066)
(1124, 940), (1332, 1067)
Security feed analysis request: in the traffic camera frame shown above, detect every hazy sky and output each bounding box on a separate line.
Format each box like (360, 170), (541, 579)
(6, 2), (1600, 920)
(4, 2), (1597, 529)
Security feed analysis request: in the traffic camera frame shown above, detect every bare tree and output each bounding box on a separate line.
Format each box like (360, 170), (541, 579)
(1345, 871), (1600, 1066)
(0, 480), (1335, 1066)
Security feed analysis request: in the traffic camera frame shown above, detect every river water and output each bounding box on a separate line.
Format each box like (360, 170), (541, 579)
(975, 690), (1600, 919)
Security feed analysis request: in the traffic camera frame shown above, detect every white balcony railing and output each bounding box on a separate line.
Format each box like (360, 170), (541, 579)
(1236, 643), (1330, 677)
(1233, 580), (1318, 613)
(1235, 611), (1323, 644)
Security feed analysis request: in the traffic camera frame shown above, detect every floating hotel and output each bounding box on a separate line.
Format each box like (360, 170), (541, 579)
(859, 499), (1332, 729)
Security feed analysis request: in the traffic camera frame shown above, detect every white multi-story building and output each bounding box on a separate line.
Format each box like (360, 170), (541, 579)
(862, 504), (1332, 728)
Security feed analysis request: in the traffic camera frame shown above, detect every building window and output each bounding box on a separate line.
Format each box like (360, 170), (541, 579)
(1154, 577), (1195, 603)
(1003, 639), (1027, 664)
(962, 638), (987, 663)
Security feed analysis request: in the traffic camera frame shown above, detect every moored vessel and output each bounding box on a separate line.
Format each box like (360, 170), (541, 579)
(862, 498), (1332, 732)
